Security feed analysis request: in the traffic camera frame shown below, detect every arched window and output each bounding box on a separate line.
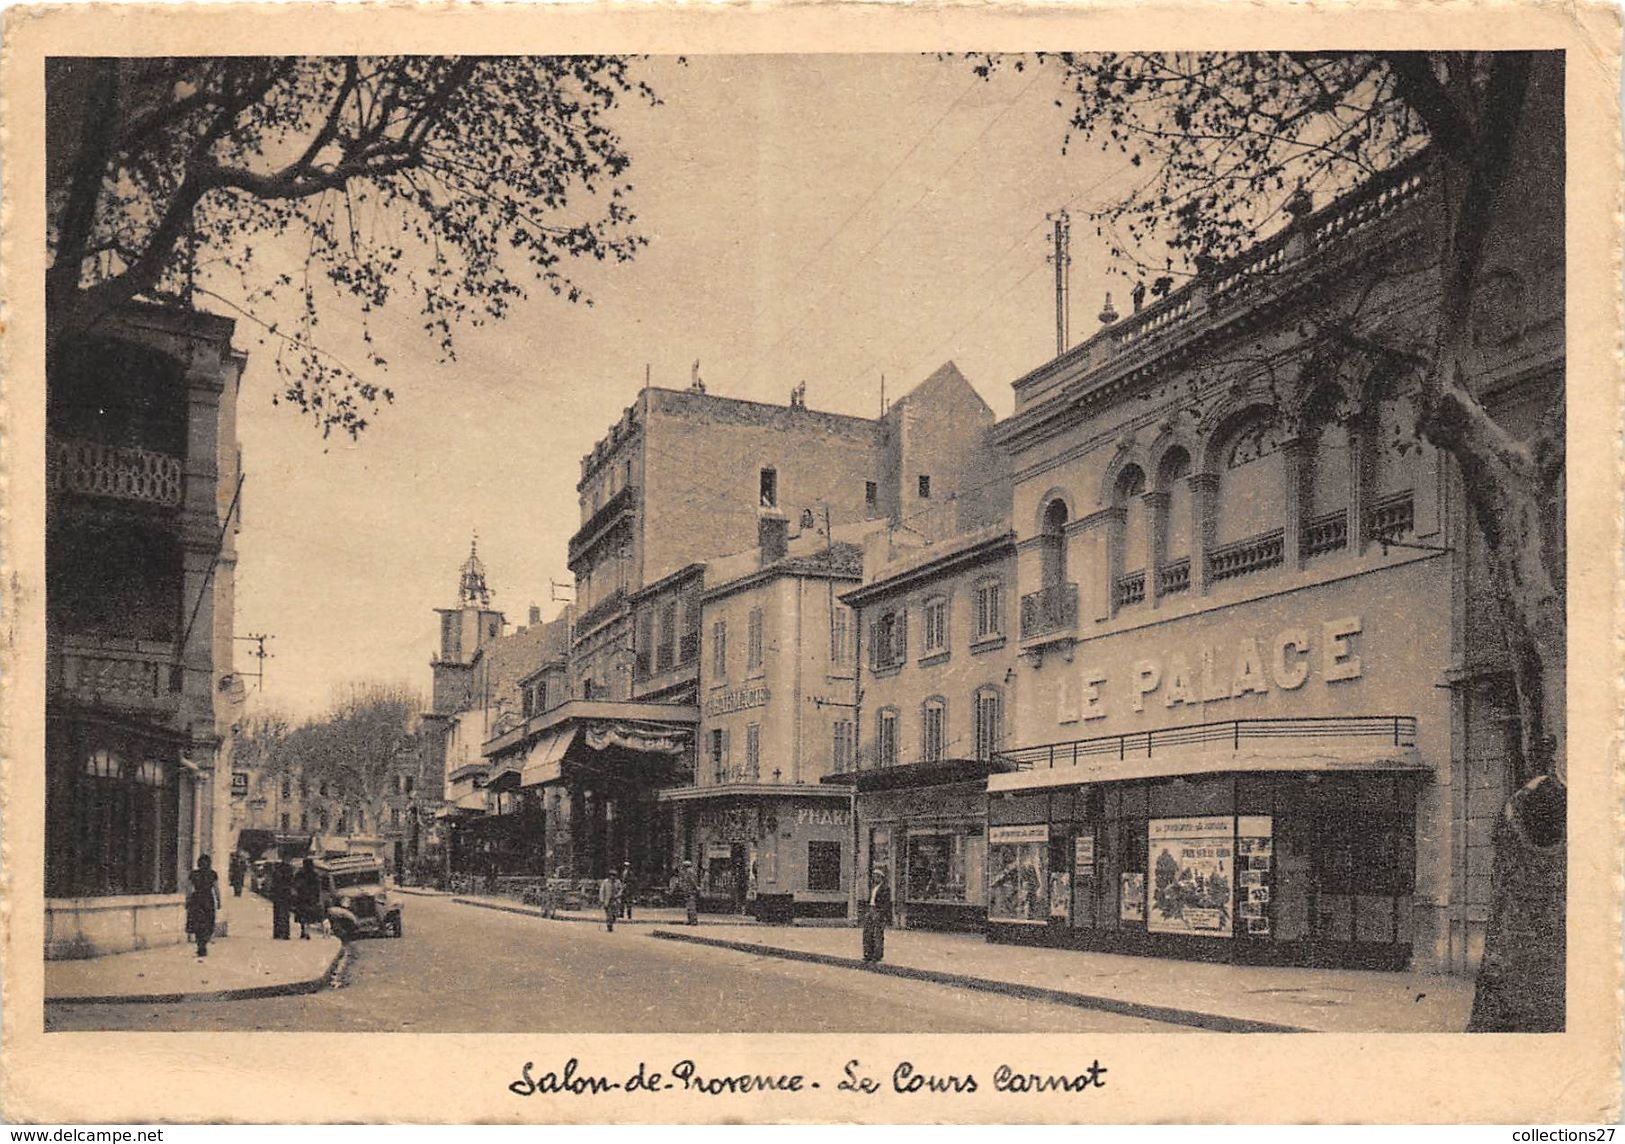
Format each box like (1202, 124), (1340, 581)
(1157, 447), (1194, 595)
(1112, 464), (1148, 609)
(1040, 498), (1069, 587)
(1209, 410), (1288, 581)
(974, 686), (1004, 761)
(1301, 384), (1353, 558)
(922, 698), (947, 763)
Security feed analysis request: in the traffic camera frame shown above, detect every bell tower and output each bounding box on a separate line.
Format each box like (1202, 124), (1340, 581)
(431, 534), (506, 714)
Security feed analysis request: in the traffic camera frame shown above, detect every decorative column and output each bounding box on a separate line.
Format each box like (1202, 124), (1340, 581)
(1142, 489), (1169, 606)
(1348, 419), (1371, 555)
(1279, 437), (1307, 571)
(1189, 472), (1220, 593)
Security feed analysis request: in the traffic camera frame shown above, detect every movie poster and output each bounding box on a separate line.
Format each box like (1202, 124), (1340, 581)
(1147, 817), (1235, 937)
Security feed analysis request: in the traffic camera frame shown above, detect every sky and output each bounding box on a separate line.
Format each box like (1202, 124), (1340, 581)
(226, 54), (1145, 718)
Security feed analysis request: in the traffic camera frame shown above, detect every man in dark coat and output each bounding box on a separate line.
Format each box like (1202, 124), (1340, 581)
(270, 860), (294, 940)
(679, 860), (700, 926)
(862, 866), (893, 963)
(228, 852), (246, 898)
(293, 857), (323, 939)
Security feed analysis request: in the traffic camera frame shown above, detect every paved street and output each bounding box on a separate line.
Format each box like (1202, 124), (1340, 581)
(47, 894), (1185, 1033)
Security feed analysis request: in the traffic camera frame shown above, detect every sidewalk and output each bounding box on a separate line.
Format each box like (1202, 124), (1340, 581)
(442, 889), (778, 927)
(645, 924), (1475, 1034)
(46, 892), (344, 1004)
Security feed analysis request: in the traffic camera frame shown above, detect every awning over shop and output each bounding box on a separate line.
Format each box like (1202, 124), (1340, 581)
(988, 746), (1430, 795)
(822, 758), (1015, 793)
(583, 722), (686, 755)
(658, 782), (852, 803)
(519, 728), (578, 787)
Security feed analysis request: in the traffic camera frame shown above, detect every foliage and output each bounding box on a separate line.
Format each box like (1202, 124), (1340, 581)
(46, 56), (658, 437)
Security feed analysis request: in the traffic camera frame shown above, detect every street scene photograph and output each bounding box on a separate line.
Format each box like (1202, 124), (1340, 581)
(35, 47), (1570, 1042)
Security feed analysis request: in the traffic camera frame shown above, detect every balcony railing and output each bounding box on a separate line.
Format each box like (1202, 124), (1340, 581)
(1001, 715), (1419, 770)
(1365, 491), (1415, 543)
(1301, 510), (1349, 558)
(1156, 559), (1191, 596)
(1020, 582), (1078, 641)
(567, 484), (638, 566)
(1207, 529), (1285, 583)
(49, 436), (183, 508)
(572, 587), (626, 635)
(1113, 569), (1146, 609)
(55, 644), (183, 714)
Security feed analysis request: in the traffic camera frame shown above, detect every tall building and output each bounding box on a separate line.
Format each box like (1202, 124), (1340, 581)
(979, 59), (1561, 974)
(44, 302), (244, 958)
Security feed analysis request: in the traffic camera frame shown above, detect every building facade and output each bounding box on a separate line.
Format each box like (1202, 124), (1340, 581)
(837, 523), (1018, 932)
(44, 303), (244, 958)
(983, 64), (1561, 975)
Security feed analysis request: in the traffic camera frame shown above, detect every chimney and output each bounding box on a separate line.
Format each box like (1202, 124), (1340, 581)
(758, 510), (789, 565)
(529, 605), (541, 626)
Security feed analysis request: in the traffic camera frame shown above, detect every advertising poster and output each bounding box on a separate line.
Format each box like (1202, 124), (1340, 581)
(1049, 872), (1071, 919)
(1148, 816), (1235, 937)
(1074, 832), (1095, 873)
(987, 825), (1048, 923)
(1237, 815), (1273, 936)
(1120, 872), (1146, 922)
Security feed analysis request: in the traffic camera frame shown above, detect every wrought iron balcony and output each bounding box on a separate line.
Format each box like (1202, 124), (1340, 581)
(49, 436), (183, 508)
(567, 484), (638, 566)
(1020, 582), (1078, 641)
(1113, 569), (1146, 609)
(1001, 715), (1419, 770)
(1301, 510), (1350, 558)
(1156, 559), (1191, 596)
(1365, 491), (1415, 544)
(54, 642), (183, 715)
(1207, 529), (1285, 583)
(572, 587), (626, 635)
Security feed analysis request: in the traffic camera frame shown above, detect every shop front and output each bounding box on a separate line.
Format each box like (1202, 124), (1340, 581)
(832, 759), (1009, 933)
(662, 786), (854, 919)
(986, 743), (1430, 970)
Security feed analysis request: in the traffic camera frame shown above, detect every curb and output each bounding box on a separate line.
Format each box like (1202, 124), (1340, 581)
(448, 896), (839, 928)
(646, 929), (1310, 1034)
(46, 943), (346, 1006)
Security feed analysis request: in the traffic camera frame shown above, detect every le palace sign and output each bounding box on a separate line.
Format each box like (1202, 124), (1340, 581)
(1056, 615), (1365, 725)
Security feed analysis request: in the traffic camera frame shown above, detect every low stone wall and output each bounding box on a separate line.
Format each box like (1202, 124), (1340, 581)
(45, 894), (195, 959)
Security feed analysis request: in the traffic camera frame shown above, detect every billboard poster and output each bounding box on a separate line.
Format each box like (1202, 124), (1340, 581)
(1049, 872), (1071, 919)
(987, 835), (1048, 923)
(1120, 872), (1145, 922)
(1074, 832), (1095, 873)
(1148, 816), (1234, 937)
(1237, 815), (1273, 936)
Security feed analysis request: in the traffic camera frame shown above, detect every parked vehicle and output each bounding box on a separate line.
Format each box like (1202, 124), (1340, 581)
(315, 855), (403, 941)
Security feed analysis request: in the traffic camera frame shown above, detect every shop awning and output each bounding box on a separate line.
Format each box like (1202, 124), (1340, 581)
(519, 728), (578, 787)
(988, 746), (1430, 794)
(822, 758), (1016, 792)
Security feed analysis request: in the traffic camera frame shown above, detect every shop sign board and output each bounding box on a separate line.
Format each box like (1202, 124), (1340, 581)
(794, 806), (850, 828)
(705, 686), (771, 717)
(700, 805), (761, 841)
(706, 842), (734, 859)
(988, 824), (1049, 844)
(231, 771), (249, 795)
(1148, 817), (1235, 938)
(1074, 833), (1095, 873)
(1120, 872), (1146, 922)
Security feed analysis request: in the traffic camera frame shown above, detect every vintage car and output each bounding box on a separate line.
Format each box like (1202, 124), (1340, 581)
(315, 855), (404, 941)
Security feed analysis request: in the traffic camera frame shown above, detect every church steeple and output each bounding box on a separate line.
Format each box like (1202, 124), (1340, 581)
(458, 533), (492, 608)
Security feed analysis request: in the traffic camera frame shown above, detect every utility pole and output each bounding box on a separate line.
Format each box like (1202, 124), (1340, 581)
(1048, 208), (1072, 357)
(234, 632), (275, 690)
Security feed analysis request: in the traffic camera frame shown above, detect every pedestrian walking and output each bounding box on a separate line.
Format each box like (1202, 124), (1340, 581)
(620, 862), (634, 919)
(228, 852), (246, 898)
(294, 857), (323, 940)
(185, 854), (221, 958)
(862, 866), (892, 964)
(270, 859), (294, 940)
(599, 869), (623, 932)
(679, 859), (700, 926)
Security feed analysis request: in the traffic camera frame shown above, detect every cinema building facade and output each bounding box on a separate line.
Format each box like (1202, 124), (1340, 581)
(987, 143), (1562, 973)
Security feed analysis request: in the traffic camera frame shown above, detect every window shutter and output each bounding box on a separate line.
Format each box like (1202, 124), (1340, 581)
(895, 611), (908, 661)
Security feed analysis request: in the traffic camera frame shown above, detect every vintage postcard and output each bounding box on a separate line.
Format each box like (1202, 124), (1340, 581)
(2, 1), (1620, 1126)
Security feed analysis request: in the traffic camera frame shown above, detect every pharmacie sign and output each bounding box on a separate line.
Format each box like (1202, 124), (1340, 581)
(1056, 615), (1365, 725)
(705, 686), (770, 717)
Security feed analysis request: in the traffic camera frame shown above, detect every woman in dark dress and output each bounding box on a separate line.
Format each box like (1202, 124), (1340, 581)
(270, 860), (294, 939)
(186, 854), (221, 957)
(293, 857), (323, 939)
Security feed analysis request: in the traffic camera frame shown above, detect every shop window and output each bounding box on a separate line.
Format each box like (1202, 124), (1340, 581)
(747, 608), (764, 671)
(712, 619), (727, 681)
(808, 841), (842, 891)
(974, 687), (1003, 761)
(987, 828), (1049, 922)
(974, 579), (1003, 640)
(907, 833), (969, 902)
(877, 709), (899, 767)
(922, 597), (948, 655)
(921, 699), (946, 762)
